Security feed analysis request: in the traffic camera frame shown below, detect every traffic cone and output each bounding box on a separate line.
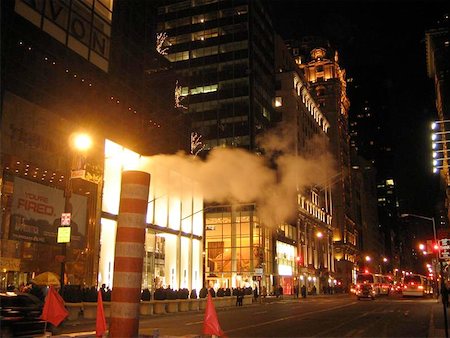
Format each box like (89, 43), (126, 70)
(202, 292), (225, 337)
(96, 290), (107, 337)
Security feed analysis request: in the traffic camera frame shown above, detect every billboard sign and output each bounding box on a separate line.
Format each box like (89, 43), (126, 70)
(10, 177), (87, 247)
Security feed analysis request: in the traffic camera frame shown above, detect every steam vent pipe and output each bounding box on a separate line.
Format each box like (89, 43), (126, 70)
(110, 171), (150, 337)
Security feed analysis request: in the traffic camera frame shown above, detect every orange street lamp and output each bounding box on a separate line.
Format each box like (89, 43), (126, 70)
(60, 132), (92, 292)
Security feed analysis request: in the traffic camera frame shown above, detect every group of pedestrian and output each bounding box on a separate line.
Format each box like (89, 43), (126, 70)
(275, 285), (284, 298)
(293, 284), (309, 298)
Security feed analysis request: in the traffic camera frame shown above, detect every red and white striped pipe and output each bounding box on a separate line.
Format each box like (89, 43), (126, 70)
(110, 170), (150, 338)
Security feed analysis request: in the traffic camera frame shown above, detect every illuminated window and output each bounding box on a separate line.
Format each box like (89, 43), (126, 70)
(189, 84), (218, 95)
(192, 28), (219, 41)
(275, 97), (282, 107)
(386, 179), (394, 186)
(167, 51), (189, 62)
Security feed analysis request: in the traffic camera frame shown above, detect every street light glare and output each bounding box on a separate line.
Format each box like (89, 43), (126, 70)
(73, 133), (92, 151)
(431, 122), (437, 130)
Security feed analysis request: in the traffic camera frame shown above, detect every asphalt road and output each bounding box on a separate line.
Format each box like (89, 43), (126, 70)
(57, 293), (447, 337)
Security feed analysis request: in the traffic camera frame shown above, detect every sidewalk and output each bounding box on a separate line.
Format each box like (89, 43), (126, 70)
(430, 297), (450, 338)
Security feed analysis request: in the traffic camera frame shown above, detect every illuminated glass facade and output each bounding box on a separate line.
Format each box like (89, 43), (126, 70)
(204, 204), (273, 290)
(99, 140), (204, 292)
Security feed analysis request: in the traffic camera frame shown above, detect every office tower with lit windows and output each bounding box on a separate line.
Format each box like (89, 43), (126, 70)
(156, 0), (277, 292)
(156, 0), (276, 152)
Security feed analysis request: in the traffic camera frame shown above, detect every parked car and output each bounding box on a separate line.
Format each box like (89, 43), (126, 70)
(0, 292), (46, 337)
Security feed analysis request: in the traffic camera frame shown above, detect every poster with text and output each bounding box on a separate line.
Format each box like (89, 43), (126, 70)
(10, 177), (87, 247)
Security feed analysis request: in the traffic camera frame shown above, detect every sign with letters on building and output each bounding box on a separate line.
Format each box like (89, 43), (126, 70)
(14, 0), (112, 72)
(439, 238), (450, 259)
(10, 177), (87, 246)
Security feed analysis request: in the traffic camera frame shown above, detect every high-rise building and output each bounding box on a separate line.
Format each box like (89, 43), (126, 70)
(156, 0), (276, 153)
(156, 0), (278, 292)
(288, 37), (357, 289)
(348, 85), (398, 272)
(274, 34), (334, 294)
(426, 14), (450, 223)
(1, 0), (201, 292)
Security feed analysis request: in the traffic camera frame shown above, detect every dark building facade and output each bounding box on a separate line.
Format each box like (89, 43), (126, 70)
(156, 0), (276, 153)
(427, 14), (450, 225)
(1, 0), (187, 289)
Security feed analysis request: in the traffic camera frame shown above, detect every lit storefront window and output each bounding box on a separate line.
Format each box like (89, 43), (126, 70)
(276, 241), (295, 276)
(99, 140), (203, 291)
(204, 206), (272, 290)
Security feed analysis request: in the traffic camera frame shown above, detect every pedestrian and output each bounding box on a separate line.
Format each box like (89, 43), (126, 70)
(262, 285), (267, 298)
(442, 282), (449, 308)
(253, 285), (258, 302)
(279, 285), (283, 299)
(301, 284), (307, 298)
(238, 288), (244, 306)
(294, 285), (299, 298)
(312, 285), (317, 295)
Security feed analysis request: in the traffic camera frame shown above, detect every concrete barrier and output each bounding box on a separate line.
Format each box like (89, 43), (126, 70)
(199, 298), (207, 310)
(188, 299), (200, 311)
(153, 301), (167, 314)
(65, 303), (82, 321)
(82, 302), (97, 319)
(166, 300), (179, 313)
(140, 301), (154, 315)
(179, 300), (190, 312)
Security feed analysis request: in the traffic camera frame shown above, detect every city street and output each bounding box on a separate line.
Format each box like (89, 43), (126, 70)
(56, 293), (448, 337)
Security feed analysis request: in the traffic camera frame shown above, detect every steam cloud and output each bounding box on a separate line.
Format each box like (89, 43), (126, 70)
(144, 125), (336, 227)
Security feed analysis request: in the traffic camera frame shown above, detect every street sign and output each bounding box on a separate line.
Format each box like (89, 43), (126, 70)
(61, 213), (71, 226)
(439, 238), (450, 259)
(57, 227), (71, 243)
(254, 268), (263, 276)
(71, 169), (86, 179)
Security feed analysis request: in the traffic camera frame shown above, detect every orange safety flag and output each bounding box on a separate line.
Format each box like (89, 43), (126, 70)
(96, 290), (107, 337)
(40, 286), (69, 326)
(202, 292), (225, 337)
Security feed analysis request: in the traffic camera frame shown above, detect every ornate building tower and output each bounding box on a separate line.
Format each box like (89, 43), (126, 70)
(289, 38), (357, 288)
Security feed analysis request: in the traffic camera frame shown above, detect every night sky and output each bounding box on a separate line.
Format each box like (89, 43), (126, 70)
(271, 1), (450, 215)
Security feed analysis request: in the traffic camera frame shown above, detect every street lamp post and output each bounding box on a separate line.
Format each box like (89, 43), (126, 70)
(59, 133), (92, 293)
(400, 213), (447, 338)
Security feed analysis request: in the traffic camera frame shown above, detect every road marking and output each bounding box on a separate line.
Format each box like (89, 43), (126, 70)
(185, 320), (203, 326)
(312, 307), (380, 337)
(254, 311), (267, 314)
(225, 301), (357, 334)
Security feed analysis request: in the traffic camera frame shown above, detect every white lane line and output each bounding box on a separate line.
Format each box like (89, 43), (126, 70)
(185, 320), (203, 326)
(225, 301), (357, 334)
(254, 311), (267, 314)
